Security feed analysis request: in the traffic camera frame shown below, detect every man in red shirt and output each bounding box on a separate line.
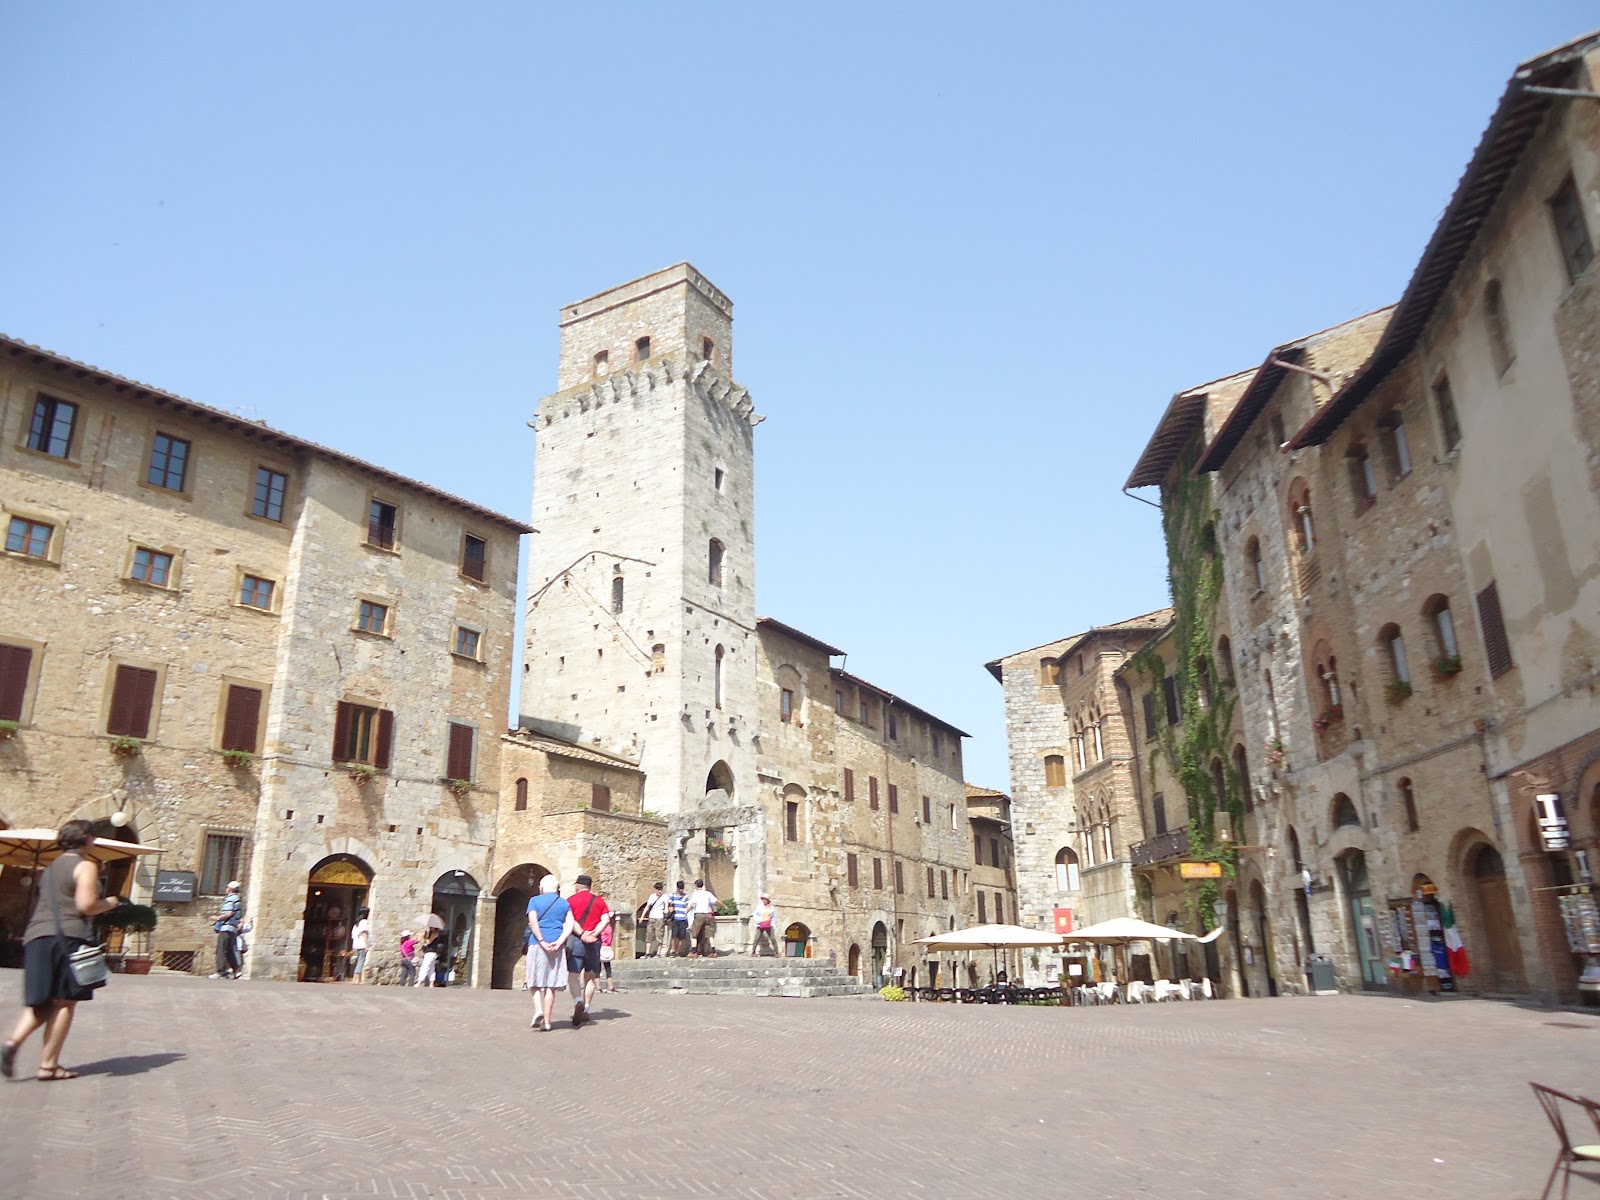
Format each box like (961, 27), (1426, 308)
(565, 874), (611, 1027)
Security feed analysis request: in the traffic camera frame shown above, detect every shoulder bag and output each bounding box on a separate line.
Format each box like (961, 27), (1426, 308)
(51, 856), (109, 989)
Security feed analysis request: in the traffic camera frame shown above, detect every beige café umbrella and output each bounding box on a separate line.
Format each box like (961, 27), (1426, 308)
(0, 829), (161, 872)
(1065, 915), (1200, 986)
(915, 923), (1067, 980)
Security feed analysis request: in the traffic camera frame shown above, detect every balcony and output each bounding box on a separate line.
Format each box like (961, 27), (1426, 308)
(1130, 827), (1191, 868)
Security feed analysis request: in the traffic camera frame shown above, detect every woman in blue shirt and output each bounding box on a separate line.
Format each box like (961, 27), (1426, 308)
(525, 875), (574, 1032)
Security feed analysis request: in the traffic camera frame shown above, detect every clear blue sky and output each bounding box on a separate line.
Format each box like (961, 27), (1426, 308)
(2, 4), (1591, 791)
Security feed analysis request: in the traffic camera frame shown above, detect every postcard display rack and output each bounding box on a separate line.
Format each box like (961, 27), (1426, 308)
(1385, 882), (1456, 994)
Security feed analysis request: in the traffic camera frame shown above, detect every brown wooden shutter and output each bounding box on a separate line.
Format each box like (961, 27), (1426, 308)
(869, 776), (879, 810)
(1476, 581), (1514, 679)
(888, 784), (898, 813)
(591, 782), (611, 812)
(0, 644), (32, 722)
(374, 709), (395, 770)
(462, 536), (486, 582)
(107, 665), (157, 738)
(332, 701), (353, 762)
(447, 722), (475, 780)
(843, 768), (854, 802)
(221, 685), (263, 752)
(847, 853), (858, 887)
(873, 858), (882, 889)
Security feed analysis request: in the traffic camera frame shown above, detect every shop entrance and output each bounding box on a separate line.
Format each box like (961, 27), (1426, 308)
(870, 922), (888, 986)
(490, 862), (551, 989)
(783, 921), (811, 958)
(1469, 843), (1527, 992)
(1340, 850), (1384, 988)
(430, 870), (480, 987)
(299, 854), (372, 982)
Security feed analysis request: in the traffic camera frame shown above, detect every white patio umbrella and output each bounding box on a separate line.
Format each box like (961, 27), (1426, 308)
(0, 829), (161, 871)
(1065, 916), (1200, 988)
(915, 923), (1066, 979)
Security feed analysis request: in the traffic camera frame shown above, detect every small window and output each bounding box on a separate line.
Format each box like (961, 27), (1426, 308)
(1424, 595), (1458, 662)
(590, 782), (611, 812)
(977, 891), (987, 923)
(1332, 793), (1361, 829)
(454, 626), (481, 659)
(368, 500), (398, 550)
(869, 776), (880, 811)
(593, 349), (609, 375)
(1162, 675), (1183, 725)
(634, 336), (651, 361)
(1217, 636), (1234, 683)
(1153, 793), (1167, 835)
(107, 664), (159, 739)
(1039, 657), (1061, 686)
(888, 783), (899, 813)
(1476, 580), (1514, 678)
(611, 575), (624, 614)
(780, 688), (794, 723)
(1141, 692), (1157, 739)
(357, 600), (389, 636)
(199, 833), (245, 896)
(1483, 280), (1514, 374)
(0, 643), (35, 723)
(130, 547), (174, 587)
(1247, 537), (1266, 592)
(1381, 624), (1410, 686)
(949, 802), (957, 831)
(713, 644), (724, 709)
(701, 337), (715, 363)
(26, 395), (77, 458)
(1400, 778), (1419, 832)
(1549, 173), (1595, 284)
(888, 713), (898, 741)
(847, 852), (859, 887)
(1433, 375), (1462, 452)
(461, 534), (487, 582)
(5, 516), (53, 560)
(1269, 411), (1286, 448)
(834, 689), (844, 714)
(894, 860), (905, 895)
(1347, 444), (1377, 509)
(1379, 414), (1412, 480)
(514, 778), (529, 811)
(714, 467), (725, 491)
(921, 795), (931, 824)
(785, 800), (799, 842)
(1292, 497), (1316, 554)
(334, 701), (394, 769)
(147, 433), (190, 492)
(1234, 744), (1252, 812)
(872, 858), (883, 890)
(1044, 755), (1066, 787)
(239, 574), (275, 611)
(708, 538), (724, 587)
(1054, 847), (1080, 891)
(221, 684), (263, 753)
(252, 468), (288, 522)
(843, 769), (854, 802)
(926, 866), (935, 898)
(650, 643), (666, 674)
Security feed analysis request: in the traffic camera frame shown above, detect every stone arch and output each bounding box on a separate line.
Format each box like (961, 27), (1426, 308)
(1455, 832), (1527, 992)
(490, 860), (555, 989)
(299, 853), (375, 983)
(1567, 750), (1600, 844)
(1331, 793), (1361, 829)
(1054, 846), (1080, 891)
(705, 760), (734, 801)
(783, 921), (811, 958)
(775, 661), (804, 725)
(848, 943), (862, 978)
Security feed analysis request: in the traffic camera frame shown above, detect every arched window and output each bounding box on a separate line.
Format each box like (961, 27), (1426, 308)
(1233, 744), (1252, 813)
(514, 778), (528, 811)
(1332, 793), (1361, 829)
(1039, 657), (1061, 686)
(1380, 623), (1411, 688)
(651, 643), (666, 674)
(1287, 478), (1316, 554)
(1101, 814), (1115, 862)
(1196, 657), (1212, 710)
(1082, 817), (1096, 868)
(1043, 755), (1066, 788)
(1287, 825), (1304, 870)
(1246, 537), (1266, 592)
(1264, 670), (1279, 738)
(1054, 847), (1080, 891)
(1210, 757), (1226, 809)
(708, 539), (725, 587)
(713, 644), (725, 709)
(1423, 595), (1458, 666)
(1091, 714), (1104, 761)
(1217, 636), (1235, 684)
(1484, 279), (1513, 375)
(1346, 443), (1377, 509)
(634, 336), (651, 362)
(1399, 778), (1419, 831)
(1379, 411), (1412, 481)
(611, 575), (624, 614)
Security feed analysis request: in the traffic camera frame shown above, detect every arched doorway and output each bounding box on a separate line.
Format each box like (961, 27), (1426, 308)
(870, 921), (888, 986)
(298, 854), (373, 982)
(88, 817), (139, 900)
(848, 943), (862, 979)
(490, 862), (551, 990)
(1339, 850), (1383, 988)
(1226, 887), (1248, 997)
(1251, 879), (1278, 996)
(705, 760), (734, 800)
(1468, 842), (1527, 992)
(430, 870), (480, 987)
(783, 921), (810, 959)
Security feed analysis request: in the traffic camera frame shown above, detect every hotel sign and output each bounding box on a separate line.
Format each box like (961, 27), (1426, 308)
(1535, 794), (1570, 851)
(1179, 861), (1224, 880)
(154, 871), (197, 903)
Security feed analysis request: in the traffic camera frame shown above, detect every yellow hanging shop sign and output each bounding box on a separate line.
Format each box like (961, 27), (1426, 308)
(1179, 861), (1224, 880)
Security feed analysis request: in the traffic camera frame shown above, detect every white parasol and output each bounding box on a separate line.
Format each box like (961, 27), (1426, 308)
(414, 913), (446, 931)
(0, 829), (161, 871)
(916, 923), (1066, 979)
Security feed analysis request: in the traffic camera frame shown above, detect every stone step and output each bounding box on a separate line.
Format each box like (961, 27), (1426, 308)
(609, 954), (877, 998)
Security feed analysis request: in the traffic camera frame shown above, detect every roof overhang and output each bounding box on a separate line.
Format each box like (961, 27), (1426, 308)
(1124, 391), (1207, 490)
(830, 667), (970, 738)
(756, 616), (845, 658)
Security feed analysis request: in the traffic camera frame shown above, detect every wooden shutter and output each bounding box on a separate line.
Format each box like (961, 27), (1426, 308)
(221, 685), (263, 752)
(447, 722), (475, 780)
(926, 867), (934, 897)
(332, 702), (353, 762)
(843, 768), (854, 802)
(978, 892), (987, 923)
(1476, 581), (1514, 679)
(373, 709), (395, 770)
(462, 536), (486, 582)
(591, 782), (611, 812)
(873, 858), (882, 889)
(921, 795), (930, 823)
(107, 665), (158, 738)
(1142, 693), (1156, 738)
(869, 777), (879, 810)
(888, 784), (898, 813)
(515, 778), (529, 811)
(0, 643), (32, 722)
(847, 853), (858, 887)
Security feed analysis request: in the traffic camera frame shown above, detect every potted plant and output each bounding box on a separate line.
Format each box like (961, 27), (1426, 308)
(99, 903), (158, 973)
(1313, 705), (1344, 733)
(715, 898), (739, 916)
(109, 735), (142, 759)
(0, 719), (18, 740)
(221, 748), (253, 769)
(1264, 739), (1286, 768)
(347, 762), (377, 784)
(879, 984), (906, 1002)
(1386, 679), (1413, 705)
(445, 777), (471, 797)
(1432, 654), (1463, 678)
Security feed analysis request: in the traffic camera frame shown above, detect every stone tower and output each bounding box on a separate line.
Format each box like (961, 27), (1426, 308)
(523, 264), (763, 825)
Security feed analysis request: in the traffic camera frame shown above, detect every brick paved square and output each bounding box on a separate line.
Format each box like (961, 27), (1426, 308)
(0, 971), (1595, 1198)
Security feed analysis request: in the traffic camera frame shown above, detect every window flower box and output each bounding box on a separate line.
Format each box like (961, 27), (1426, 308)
(1313, 706), (1344, 733)
(1385, 680), (1413, 705)
(1432, 654), (1462, 679)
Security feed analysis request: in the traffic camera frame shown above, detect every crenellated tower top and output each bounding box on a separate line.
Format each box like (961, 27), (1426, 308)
(556, 262), (734, 393)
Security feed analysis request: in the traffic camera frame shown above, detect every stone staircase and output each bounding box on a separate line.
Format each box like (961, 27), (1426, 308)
(611, 955), (877, 998)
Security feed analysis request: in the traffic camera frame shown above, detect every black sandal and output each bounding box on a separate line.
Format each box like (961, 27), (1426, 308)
(1, 1041), (16, 1079)
(37, 1066), (78, 1081)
